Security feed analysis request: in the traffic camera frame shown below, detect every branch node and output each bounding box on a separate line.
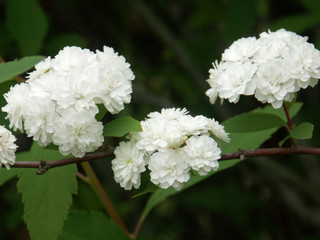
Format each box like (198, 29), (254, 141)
(238, 149), (246, 160)
(37, 159), (50, 175)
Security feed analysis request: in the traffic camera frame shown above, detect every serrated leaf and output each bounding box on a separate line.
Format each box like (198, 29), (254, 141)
(17, 142), (78, 240)
(103, 116), (142, 137)
(290, 122), (314, 140)
(0, 56), (44, 83)
(6, 0), (48, 55)
(223, 112), (285, 133)
(58, 211), (129, 240)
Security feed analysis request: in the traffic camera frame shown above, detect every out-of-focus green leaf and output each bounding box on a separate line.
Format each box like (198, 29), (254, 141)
(17, 143), (77, 240)
(6, 0), (48, 55)
(0, 56), (44, 83)
(103, 116), (142, 137)
(290, 122), (314, 140)
(300, 0), (320, 13)
(58, 211), (130, 240)
(223, 112), (285, 133)
(270, 14), (320, 33)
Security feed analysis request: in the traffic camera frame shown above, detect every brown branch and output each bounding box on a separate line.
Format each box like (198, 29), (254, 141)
(221, 146), (320, 160)
(11, 149), (115, 174)
(10, 146), (320, 173)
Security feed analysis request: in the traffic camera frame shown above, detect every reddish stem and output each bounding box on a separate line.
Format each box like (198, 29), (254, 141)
(282, 103), (292, 130)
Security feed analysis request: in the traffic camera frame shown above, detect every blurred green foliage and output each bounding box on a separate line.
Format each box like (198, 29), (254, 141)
(0, 0), (320, 239)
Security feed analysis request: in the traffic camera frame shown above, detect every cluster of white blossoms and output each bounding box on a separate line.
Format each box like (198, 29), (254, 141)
(111, 108), (230, 191)
(206, 29), (320, 109)
(0, 126), (17, 169)
(2, 46), (134, 158)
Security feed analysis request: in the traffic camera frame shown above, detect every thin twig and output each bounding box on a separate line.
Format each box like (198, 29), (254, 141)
(12, 149), (115, 170)
(81, 162), (131, 236)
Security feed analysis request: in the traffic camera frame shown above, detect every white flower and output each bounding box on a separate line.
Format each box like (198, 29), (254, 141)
(148, 149), (190, 190)
(183, 135), (221, 176)
(222, 37), (260, 62)
(135, 118), (169, 153)
(2, 83), (30, 132)
(147, 108), (188, 120)
(284, 41), (320, 89)
(206, 29), (320, 108)
(23, 93), (59, 146)
(112, 140), (146, 190)
(27, 57), (53, 81)
(0, 126), (17, 170)
(53, 46), (98, 74)
(95, 46), (134, 114)
(206, 118), (230, 142)
(51, 70), (99, 113)
(206, 61), (257, 103)
(254, 60), (297, 109)
(177, 115), (210, 136)
(53, 109), (104, 158)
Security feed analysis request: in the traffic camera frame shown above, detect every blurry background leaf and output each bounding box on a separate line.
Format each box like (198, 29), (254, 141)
(6, 0), (48, 55)
(270, 14), (320, 33)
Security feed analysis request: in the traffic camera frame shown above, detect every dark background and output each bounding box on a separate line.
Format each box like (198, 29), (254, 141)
(1, 0), (320, 239)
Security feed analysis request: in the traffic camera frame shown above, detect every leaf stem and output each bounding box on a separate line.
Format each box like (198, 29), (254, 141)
(80, 162), (131, 236)
(132, 215), (146, 239)
(283, 103), (292, 130)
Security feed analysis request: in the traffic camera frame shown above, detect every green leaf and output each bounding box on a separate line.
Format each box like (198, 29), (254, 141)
(58, 211), (130, 240)
(17, 142), (78, 240)
(103, 116), (142, 137)
(290, 122), (314, 140)
(95, 104), (107, 122)
(253, 102), (303, 122)
(132, 182), (159, 198)
(6, 0), (48, 55)
(223, 112), (286, 133)
(0, 56), (44, 83)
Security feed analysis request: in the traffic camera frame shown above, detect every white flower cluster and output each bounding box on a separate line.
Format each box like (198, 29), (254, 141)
(2, 46), (134, 157)
(0, 126), (17, 169)
(206, 29), (320, 109)
(111, 108), (229, 190)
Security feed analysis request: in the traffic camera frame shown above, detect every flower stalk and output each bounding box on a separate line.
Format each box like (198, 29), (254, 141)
(282, 103), (292, 131)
